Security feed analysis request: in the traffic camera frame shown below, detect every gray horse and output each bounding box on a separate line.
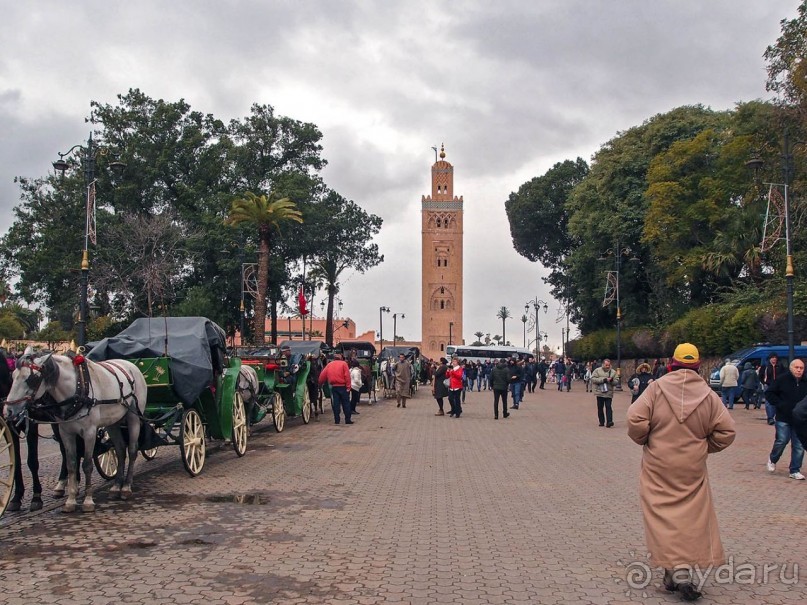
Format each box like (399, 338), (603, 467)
(4, 353), (147, 513)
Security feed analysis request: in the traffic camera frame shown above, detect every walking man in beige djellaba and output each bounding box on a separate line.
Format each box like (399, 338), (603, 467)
(627, 343), (736, 602)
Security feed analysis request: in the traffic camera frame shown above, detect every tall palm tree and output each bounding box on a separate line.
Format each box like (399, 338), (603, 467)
(474, 331), (484, 342)
(226, 192), (303, 344)
(496, 306), (511, 344)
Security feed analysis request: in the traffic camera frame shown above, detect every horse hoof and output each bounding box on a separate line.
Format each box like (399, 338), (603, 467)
(82, 502), (96, 513)
(120, 488), (132, 501)
(109, 487), (121, 500)
(30, 499), (43, 512)
(62, 503), (77, 514)
(7, 501), (21, 512)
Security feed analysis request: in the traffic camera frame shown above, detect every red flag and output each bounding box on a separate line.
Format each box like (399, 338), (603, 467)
(298, 286), (308, 316)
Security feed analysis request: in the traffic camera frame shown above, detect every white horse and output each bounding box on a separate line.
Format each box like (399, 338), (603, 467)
(4, 353), (147, 513)
(237, 365), (260, 428)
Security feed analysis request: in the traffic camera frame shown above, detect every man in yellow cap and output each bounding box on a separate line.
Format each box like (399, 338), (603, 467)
(627, 343), (736, 601)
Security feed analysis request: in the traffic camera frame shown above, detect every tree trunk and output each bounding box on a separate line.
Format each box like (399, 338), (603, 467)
(270, 293), (278, 344)
(502, 319), (506, 344)
(253, 228), (270, 344)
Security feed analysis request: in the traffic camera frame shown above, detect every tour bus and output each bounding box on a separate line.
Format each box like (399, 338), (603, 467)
(445, 344), (532, 363)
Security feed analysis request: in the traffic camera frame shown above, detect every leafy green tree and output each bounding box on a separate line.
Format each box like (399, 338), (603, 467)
(35, 321), (71, 348)
(0, 315), (25, 339)
(505, 158), (588, 268)
(226, 192), (303, 344)
(307, 190), (383, 346)
(765, 1), (807, 112)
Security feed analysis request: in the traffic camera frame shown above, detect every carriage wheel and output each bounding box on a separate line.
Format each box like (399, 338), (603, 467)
(272, 393), (286, 433)
(231, 392), (248, 458)
(0, 417), (16, 517)
(92, 429), (119, 481)
(301, 388), (311, 424)
(180, 408), (206, 477)
(141, 448), (158, 461)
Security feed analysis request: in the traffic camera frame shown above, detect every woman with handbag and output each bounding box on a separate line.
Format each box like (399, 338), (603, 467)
(432, 358), (449, 416)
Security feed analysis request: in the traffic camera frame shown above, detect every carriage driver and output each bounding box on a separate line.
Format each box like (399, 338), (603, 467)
(278, 345), (299, 385)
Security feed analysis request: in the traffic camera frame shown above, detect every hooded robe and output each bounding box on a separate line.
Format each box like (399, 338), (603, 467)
(627, 368), (736, 568)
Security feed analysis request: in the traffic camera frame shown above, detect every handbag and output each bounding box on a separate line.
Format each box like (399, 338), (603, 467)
(443, 378), (451, 388)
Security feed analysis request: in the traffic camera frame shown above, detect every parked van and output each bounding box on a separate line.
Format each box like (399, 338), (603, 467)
(709, 344), (807, 395)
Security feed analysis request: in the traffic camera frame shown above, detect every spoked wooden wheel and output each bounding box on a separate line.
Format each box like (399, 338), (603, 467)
(232, 392), (248, 457)
(180, 408), (206, 477)
(141, 448), (158, 461)
(93, 429), (118, 481)
(301, 388), (311, 424)
(0, 417), (16, 517)
(272, 393), (286, 433)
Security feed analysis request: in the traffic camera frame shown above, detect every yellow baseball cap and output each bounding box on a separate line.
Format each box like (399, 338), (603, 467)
(672, 343), (700, 368)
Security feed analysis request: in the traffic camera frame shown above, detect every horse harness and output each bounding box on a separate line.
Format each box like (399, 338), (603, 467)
(19, 357), (141, 423)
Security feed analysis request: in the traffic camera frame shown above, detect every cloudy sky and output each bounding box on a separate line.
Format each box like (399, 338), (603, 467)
(0, 1), (798, 352)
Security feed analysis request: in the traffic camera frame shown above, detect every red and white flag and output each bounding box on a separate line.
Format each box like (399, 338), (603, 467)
(298, 286), (308, 316)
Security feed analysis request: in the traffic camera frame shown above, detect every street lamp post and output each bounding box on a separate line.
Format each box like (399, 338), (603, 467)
(598, 240), (639, 384)
(524, 298), (548, 356)
(746, 128), (804, 363)
(52, 133), (125, 347)
(392, 313), (405, 348)
(379, 306), (390, 352)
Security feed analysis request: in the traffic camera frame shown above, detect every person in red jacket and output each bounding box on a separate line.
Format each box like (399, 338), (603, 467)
(319, 353), (353, 425)
(446, 357), (464, 418)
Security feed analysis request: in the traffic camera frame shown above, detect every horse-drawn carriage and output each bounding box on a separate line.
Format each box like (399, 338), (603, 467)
(87, 317), (248, 477)
(0, 415), (15, 517)
(234, 339), (320, 432)
(378, 346), (420, 398)
(333, 341), (378, 404)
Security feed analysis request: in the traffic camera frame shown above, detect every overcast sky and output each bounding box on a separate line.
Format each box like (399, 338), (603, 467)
(0, 1), (798, 352)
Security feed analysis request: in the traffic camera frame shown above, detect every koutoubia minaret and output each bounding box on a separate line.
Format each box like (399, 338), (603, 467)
(421, 144), (463, 360)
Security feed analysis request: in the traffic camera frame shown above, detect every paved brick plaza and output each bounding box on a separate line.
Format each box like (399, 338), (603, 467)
(2, 382), (806, 604)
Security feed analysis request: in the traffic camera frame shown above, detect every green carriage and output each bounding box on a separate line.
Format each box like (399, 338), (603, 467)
(235, 340), (318, 432)
(333, 341), (378, 403)
(88, 317), (248, 477)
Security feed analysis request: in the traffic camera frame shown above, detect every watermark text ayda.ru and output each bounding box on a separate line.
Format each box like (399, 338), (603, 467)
(622, 556), (799, 590)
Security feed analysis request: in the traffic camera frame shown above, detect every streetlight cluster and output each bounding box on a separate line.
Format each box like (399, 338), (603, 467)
(598, 241), (639, 380)
(524, 298), (548, 356)
(379, 307), (405, 350)
(745, 128), (804, 363)
(52, 134), (126, 346)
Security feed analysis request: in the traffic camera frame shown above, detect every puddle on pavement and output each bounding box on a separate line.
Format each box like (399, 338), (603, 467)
(205, 493), (269, 505)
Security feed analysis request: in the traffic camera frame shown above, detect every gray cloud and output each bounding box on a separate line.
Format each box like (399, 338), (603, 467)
(0, 0), (798, 350)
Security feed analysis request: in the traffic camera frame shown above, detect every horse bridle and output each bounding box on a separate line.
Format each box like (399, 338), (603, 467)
(5, 357), (46, 407)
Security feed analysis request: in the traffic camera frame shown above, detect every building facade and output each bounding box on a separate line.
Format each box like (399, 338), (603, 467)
(421, 144), (463, 360)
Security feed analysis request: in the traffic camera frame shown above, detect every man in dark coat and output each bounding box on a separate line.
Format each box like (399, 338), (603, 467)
(760, 353), (787, 425)
(491, 359), (510, 419)
(765, 358), (807, 480)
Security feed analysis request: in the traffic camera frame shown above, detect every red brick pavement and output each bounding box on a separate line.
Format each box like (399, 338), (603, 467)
(1, 382), (806, 604)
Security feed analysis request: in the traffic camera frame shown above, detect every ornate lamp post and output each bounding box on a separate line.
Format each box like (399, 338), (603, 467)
(379, 306), (390, 352)
(52, 134), (125, 346)
(598, 240), (639, 383)
(746, 128), (804, 363)
(524, 298), (548, 356)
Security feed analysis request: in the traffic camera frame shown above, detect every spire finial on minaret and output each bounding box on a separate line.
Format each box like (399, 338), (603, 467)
(439, 143), (445, 159)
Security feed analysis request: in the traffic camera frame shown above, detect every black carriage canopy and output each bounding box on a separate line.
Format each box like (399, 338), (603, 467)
(379, 346), (420, 360)
(86, 317), (227, 406)
(278, 340), (330, 357)
(334, 341), (377, 358)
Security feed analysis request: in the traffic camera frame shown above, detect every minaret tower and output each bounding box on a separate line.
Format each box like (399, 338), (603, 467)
(421, 144), (463, 360)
